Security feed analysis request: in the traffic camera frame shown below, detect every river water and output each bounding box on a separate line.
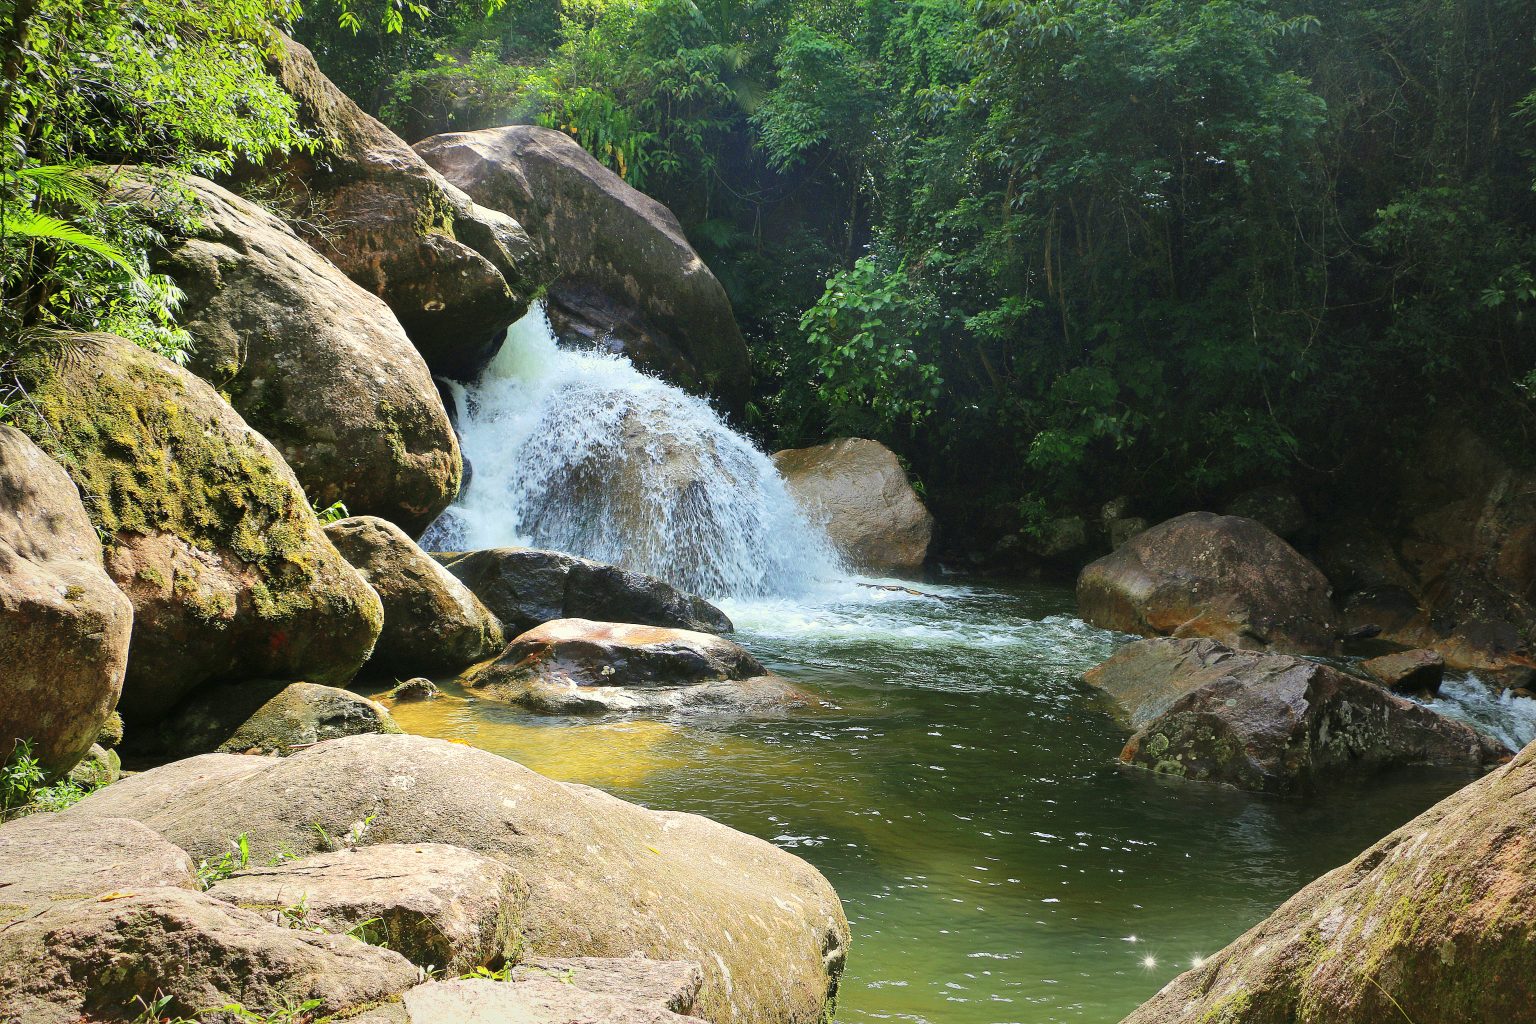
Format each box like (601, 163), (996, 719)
(404, 306), (1536, 1023)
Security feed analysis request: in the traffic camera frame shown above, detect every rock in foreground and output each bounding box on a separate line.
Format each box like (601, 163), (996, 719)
(466, 618), (807, 715)
(327, 516), (503, 675)
(1084, 637), (1502, 793)
(1078, 511), (1339, 655)
(436, 547), (732, 635)
(0, 426), (132, 775)
(1122, 739), (1536, 1024)
(9, 334), (383, 723)
(63, 733), (849, 1024)
(771, 438), (933, 576)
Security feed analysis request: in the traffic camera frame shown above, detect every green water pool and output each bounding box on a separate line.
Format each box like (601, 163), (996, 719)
(377, 578), (1509, 1024)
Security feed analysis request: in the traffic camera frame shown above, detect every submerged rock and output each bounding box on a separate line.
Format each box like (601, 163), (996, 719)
(153, 679), (400, 757)
(208, 843), (527, 974)
(436, 547), (732, 635)
(254, 37), (549, 378)
(124, 173), (462, 534)
(385, 677), (440, 702)
(1122, 738), (1536, 1024)
(8, 334), (382, 724)
(1078, 511), (1339, 655)
(415, 125), (750, 409)
(0, 426), (132, 776)
(1361, 648), (1445, 696)
(326, 516), (503, 675)
(466, 618), (806, 715)
(63, 733), (849, 1024)
(1084, 637), (1503, 793)
(771, 437), (933, 576)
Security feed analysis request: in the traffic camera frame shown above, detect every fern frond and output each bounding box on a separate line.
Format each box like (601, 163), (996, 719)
(10, 164), (104, 207)
(2, 212), (140, 278)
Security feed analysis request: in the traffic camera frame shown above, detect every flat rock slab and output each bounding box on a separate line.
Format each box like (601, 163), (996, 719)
(513, 956), (703, 1013)
(0, 886), (418, 1024)
(400, 977), (709, 1023)
(1084, 637), (1504, 793)
(209, 843), (527, 973)
(0, 815), (195, 918)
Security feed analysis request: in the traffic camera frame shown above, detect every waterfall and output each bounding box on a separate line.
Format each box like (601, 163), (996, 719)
(421, 304), (843, 600)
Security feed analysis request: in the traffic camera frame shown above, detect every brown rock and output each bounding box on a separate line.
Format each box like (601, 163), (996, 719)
(8, 334), (383, 724)
(209, 843), (527, 974)
(63, 733), (850, 1024)
(1121, 738), (1536, 1024)
(511, 957), (703, 1014)
(1084, 637), (1501, 794)
(0, 426), (132, 776)
(771, 438), (933, 576)
(415, 125), (749, 408)
(1361, 648), (1446, 696)
(327, 516), (503, 675)
(0, 814), (196, 915)
(123, 172), (462, 534)
(1077, 512), (1339, 655)
(398, 976), (709, 1023)
(153, 680), (400, 757)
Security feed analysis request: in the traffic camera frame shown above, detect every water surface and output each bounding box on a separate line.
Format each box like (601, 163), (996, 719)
(381, 578), (1521, 1024)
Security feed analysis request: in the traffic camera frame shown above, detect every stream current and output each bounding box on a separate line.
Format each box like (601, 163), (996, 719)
(402, 307), (1536, 1023)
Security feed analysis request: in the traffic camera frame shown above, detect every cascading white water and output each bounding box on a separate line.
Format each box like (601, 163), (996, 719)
(421, 304), (843, 599)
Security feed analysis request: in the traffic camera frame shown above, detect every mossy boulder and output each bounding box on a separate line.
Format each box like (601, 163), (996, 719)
(1084, 637), (1504, 794)
(0, 426), (132, 776)
(9, 333), (383, 723)
(120, 173), (462, 534)
(1122, 737), (1536, 1024)
(326, 516), (503, 675)
(151, 679), (400, 757)
(64, 733), (849, 1024)
(1078, 511), (1340, 655)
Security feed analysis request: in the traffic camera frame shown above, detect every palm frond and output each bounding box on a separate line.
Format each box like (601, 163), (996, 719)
(10, 164), (104, 207)
(2, 211), (141, 278)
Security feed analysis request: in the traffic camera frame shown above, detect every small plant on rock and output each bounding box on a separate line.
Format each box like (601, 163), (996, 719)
(194, 834), (251, 889)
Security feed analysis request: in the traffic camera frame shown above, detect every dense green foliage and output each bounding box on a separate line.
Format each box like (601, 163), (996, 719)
(299, 0), (1536, 545)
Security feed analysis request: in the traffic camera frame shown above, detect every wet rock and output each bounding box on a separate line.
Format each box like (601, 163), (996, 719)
(0, 814), (196, 914)
(386, 678), (440, 702)
(1077, 511), (1339, 655)
(0, 426), (132, 776)
(1084, 637), (1502, 794)
(466, 619), (804, 715)
(1361, 648), (1445, 696)
(64, 733), (850, 1024)
(771, 438), (933, 576)
(415, 125), (749, 409)
(7, 334), (383, 724)
(436, 548), (731, 635)
(153, 680), (399, 757)
(1122, 738), (1536, 1024)
(326, 516), (503, 675)
(0, 887), (418, 1024)
(208, 844), (527, 974)
(122, 172), (462, 534)
(253, 37), (549, 378)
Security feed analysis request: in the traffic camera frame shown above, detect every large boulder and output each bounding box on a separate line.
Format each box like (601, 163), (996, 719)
(119, 173), (461, 534)
(414, 125), (750, 409)
(1084, 637), (1502, 794)
(151, 680), (400, 757)
(1077, 512), (1339, 655)
(327, 516), (503, 674)
(0, 426), (132, 775)
(771, 438), (933, 576)
(208, 843), (527, 974)
(0, 814), (197, 913)
(8, 334), (383, 723)
(465, 618), (806, 715)
(436, 547), (732, 635)
(1121, 738), (1536, 1024)
(249, 37), (550, 378)
(63, 733), (849, 1024)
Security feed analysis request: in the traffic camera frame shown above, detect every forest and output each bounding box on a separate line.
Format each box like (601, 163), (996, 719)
(4, 0), (1533, 547)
